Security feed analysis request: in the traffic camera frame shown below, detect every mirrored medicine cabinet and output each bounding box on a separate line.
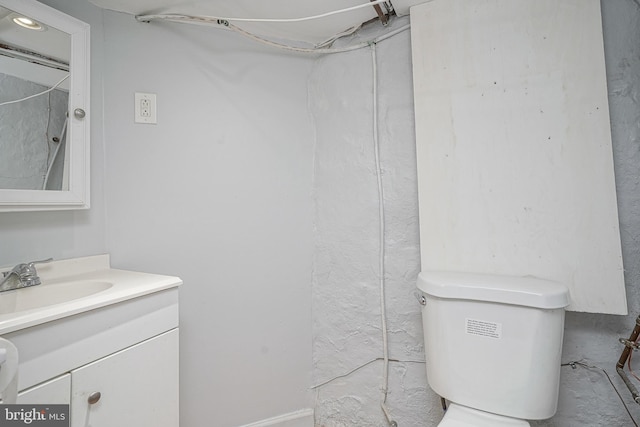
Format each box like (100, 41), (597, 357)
(0, 0), (89, 211)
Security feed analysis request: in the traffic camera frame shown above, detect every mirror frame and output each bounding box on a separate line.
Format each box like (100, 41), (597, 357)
(0, 0), (89, 212)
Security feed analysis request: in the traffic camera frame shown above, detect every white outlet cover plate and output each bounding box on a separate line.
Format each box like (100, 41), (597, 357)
(135, 92), (157, 124)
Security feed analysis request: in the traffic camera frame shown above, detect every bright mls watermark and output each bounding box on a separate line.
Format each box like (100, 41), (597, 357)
(0, 405), (69, 426)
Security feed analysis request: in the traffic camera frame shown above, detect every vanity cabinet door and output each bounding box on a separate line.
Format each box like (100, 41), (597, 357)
(16, 373), (71, 404)
(70, 329), (179, 427)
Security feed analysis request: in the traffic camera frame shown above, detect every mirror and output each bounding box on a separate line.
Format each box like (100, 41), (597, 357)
(0, 0), (89, 211)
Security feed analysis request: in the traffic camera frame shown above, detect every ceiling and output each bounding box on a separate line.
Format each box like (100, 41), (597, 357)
(0, 0), (426, 88)
(0, 5), (69, 88)
(0, 6), (69, 62)
(87, 0), (426, 45)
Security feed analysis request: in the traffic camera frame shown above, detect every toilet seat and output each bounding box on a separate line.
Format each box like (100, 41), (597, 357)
(438, 403), (530, 427)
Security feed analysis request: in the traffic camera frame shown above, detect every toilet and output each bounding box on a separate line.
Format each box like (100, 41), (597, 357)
(416, 271), (570, 426)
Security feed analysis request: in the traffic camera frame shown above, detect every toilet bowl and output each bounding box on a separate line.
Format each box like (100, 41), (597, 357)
(438, 403), (530, 427)
(417, 271), (570, 426)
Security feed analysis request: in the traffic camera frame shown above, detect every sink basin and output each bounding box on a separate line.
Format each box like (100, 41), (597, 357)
(0, 255), (181, 335)
(0, 281), (113, 314)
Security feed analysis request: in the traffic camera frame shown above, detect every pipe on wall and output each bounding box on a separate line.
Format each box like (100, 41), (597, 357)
(616, 314), (640, 404)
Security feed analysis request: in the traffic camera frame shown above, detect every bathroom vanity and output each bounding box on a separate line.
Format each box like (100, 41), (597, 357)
(0, 255), (181, 427)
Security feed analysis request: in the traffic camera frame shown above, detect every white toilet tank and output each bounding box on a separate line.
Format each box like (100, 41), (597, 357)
(417, 271), (570, 421)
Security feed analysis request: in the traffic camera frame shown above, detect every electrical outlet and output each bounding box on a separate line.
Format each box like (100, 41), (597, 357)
(141, 98), (151, 117)
(135, 92), (157, 124)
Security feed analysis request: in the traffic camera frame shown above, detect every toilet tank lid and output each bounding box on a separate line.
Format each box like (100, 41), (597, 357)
(417, 271), (570, 309)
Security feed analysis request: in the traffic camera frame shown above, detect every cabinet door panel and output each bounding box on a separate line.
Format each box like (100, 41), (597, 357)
(15, 373), (71, 404)
(71, 329), (178, 427)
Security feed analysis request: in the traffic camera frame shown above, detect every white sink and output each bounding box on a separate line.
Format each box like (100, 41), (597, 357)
(0, 254), (182, 335)
(0, 280), (113, 315)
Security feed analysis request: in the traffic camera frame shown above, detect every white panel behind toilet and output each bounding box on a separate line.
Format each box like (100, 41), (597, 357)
(410, 0), (627, 314)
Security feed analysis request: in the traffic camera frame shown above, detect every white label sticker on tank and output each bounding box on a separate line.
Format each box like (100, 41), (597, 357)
(465, 318), (502, 339)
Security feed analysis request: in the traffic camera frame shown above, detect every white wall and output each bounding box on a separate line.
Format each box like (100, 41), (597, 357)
(309, 22), (438, 426)
(0, 0), (106, 266)
(547, 0), (640, 424)
(1, 1), (638, 427)
(2, 2), (315, 426)
(309, 1), (640, 426)
(98, 10), (316, 427)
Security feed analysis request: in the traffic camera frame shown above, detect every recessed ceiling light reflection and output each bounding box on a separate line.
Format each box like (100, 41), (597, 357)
(12, 16), (45, 31)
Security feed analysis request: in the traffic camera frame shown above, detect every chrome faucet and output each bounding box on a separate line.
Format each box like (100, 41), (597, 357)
(0, 258), (53, 292)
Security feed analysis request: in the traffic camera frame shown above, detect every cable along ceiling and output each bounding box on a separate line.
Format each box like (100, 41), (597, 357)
(87, 0), (400, 47)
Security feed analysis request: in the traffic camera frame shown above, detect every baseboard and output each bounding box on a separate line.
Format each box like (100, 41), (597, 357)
(237, 409), (314, 427)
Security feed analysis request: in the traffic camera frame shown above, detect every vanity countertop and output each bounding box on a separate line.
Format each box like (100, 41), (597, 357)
(0, 254), (181, 335)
